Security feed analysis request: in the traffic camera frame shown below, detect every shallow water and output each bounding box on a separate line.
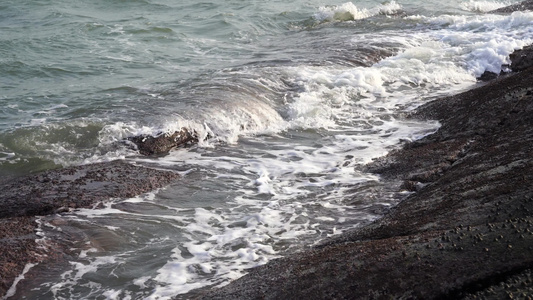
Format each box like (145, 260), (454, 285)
(1, 0), (533, 298)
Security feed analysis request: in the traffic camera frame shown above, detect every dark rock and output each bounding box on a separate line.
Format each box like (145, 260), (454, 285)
(195, 66), (533, 298)
(478, 70), (499, 81)
(0, 160), (180, 219)
(490, 0), (533, 13)
(0, 160), (179, 297)
(128, 128), (198, 156)
(510, 45), (533, 72)
(477, 45), (533, 80)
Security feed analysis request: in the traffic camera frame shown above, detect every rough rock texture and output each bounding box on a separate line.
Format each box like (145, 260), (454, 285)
(128, 128), (198, 156)
(0, 160), (179, 218)
(491, 0), (533, 13)
(196, 69), (533, 297)
(510, 45), (533, 72)
(0, 217), (43, 298)
(478, 42), (533, 80)
(0, 161), (179, 297)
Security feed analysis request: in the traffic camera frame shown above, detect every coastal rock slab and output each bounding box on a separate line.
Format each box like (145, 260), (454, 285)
(0, 160), (179, 218)
(0, 160), (179, 297)
(491, 0), (533, 13)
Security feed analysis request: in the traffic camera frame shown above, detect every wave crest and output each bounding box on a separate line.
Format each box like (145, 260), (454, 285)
(314, 1), (402, 23)
(460, 0), (509, 12)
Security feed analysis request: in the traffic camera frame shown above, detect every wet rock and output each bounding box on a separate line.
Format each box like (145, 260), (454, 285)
(490, 0), (533, 13)
(128, 128), (198, 156)
(0, 217), (40, 297)
(0, 160), (179, 219)
(477, 44), (533, 80)
(0, 160), (179, 297)
(463, 269), (533, 299)
(510, 45), (533, 72)
(195, 64), (533, 298)
(478, 70), (500, 81)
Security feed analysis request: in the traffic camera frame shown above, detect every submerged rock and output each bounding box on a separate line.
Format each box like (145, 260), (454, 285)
(128, 128), (198, 156)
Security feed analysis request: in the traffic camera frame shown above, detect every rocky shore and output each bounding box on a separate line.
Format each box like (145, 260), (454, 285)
(1, 3), (533, 298)
(196, 53), (533, 299)
(0, 161), (179, 297)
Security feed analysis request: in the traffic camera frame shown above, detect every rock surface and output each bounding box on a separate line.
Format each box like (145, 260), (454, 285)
(510, 45), (533, 72)
(0, 161), (179, 297)
(128, 128), (198, 156)
(491, 0), (533, 13)
(2, 15), (533, 299)
(196, 66), (533, 297)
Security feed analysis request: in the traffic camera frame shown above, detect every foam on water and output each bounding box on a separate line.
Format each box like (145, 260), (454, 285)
(32, 101), (438, 298)
(5, 0), (533, 298)
(2, 263), (37, 300)
(460, 0), (509, 12)
(2, 3), (532, 173)
(314, 1), (403, 23)
(406, 11), (533, 76)
(60, 12), (533, 163)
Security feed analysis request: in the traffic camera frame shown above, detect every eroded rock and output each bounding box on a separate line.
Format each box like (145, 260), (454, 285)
(128, 128), (198, 156)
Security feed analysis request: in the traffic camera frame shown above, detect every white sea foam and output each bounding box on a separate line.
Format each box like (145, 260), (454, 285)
(96, 11), (533, 155)
(411, 9), (533, 29)
(38, 143), (397, 297)
(16, 3), (533, 299)
(460, 0), (509, 12)
(48, 256), (118, 300)
(406, 11), (533, 76)
(19, 9), (530, 169)
(0, 151), (15, 161)
(315, 2), (372, 22)
(314, 1), (402, 23)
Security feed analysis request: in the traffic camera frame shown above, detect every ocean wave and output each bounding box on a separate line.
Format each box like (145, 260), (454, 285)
(314, 1), (403, 23)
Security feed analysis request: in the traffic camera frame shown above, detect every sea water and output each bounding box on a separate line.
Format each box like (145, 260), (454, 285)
(1, 0), (532, 298)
